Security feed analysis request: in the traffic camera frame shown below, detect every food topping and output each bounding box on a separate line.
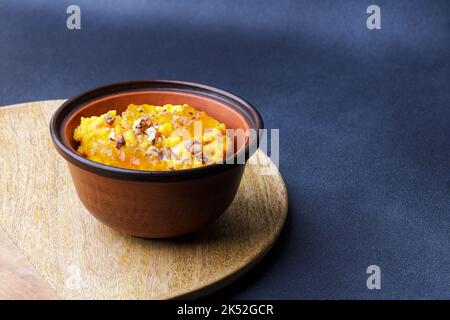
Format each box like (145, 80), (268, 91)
(116, 134), (126, 149)
(105, 113), (115, 125)
(73, 103), (232, 171)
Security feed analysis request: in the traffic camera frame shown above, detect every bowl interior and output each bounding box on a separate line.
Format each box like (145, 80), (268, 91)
(63, 90), (252, 152)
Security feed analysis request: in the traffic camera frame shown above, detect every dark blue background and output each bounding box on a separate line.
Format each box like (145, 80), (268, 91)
(1, 0), (449, 299)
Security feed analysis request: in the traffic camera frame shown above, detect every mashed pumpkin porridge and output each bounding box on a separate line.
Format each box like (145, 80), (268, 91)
(73, 104), (232, 171)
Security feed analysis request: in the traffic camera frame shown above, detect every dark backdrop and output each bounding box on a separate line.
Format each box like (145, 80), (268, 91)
(1, 0), (449, 299)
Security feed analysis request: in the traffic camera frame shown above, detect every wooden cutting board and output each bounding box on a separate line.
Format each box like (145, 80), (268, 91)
(0, 100), (288, 299)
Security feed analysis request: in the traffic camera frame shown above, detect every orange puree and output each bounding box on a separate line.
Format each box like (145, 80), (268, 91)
(73, 104), (232, 171)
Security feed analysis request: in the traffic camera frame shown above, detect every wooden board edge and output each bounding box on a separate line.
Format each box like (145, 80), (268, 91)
(0, 227), (60, 300)
(168, 159), (289, 300)
(0, 100), (289, 300)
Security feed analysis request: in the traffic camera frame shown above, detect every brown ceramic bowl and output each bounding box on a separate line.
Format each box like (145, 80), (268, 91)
(50, 80), (263, 238)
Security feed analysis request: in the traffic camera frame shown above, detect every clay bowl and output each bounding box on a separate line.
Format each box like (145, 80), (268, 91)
(50, 80), (263, 238)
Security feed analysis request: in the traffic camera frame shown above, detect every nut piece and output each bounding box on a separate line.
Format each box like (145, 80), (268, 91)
(145, 126), (157, 144)
(194, 153), (208, 164)
(105, 113), (115, 125)
(108, 128), (116, 141)
(132, 115), (153, 135)
(160, 147), (176, 160)
(146, 146), (160, 158)
(143, 115), (153, 127)
(116, 134), (125, 149)
(184, 139), (202, 155)
(132, 118), (143, 134)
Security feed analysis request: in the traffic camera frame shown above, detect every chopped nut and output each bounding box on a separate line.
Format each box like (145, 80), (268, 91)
(160, 147), (176, 161)
(132, 116), (153, 135)
(116, 134), (125, 149)
(144, 126), (157, 144)
(193, 152), (208, 164)
(132, 118), (141, 128)
(132, 118), (143, 134)
(192, 142), (202, 155)
(108, 129), (116, 141)
(105, 113), (115, 125)
(170, 143), (182, 156)
(144, 115), (153, 127)
(184, 139), (202, 154)
(146, 146), (160, 158)
(184, 140), (192, 151)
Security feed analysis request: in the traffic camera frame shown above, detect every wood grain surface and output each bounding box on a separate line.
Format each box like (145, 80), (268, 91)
(0, 229), (58, 299)
(0, 100), (288, 299)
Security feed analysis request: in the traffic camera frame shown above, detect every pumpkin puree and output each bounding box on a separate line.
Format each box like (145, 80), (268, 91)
(73, 104), (232, 171)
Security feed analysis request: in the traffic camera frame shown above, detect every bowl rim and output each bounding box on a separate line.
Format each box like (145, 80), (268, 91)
(49, 80), (264, 182)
